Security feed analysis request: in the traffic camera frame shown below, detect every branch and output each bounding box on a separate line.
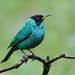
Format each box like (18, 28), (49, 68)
(0, 54), (75, 75)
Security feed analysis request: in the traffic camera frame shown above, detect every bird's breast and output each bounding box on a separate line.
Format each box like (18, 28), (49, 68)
(33, 28), (45, 41)
(30, 27), (45, 48)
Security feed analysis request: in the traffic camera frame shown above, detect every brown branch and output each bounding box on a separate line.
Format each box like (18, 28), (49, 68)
(48, 54), (75, 64)
(0, 54), (75, 75)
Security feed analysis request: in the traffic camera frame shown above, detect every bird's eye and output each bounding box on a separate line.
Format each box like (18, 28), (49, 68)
(37, 17), (40, 21)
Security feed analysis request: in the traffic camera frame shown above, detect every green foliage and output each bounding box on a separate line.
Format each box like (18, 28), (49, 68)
(0, 0), (75, 75)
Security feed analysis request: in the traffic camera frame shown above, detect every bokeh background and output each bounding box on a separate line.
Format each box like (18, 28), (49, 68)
(0, 0), (75, 75)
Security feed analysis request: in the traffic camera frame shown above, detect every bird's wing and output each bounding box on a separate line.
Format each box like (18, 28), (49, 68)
(8, 26), (32, 48)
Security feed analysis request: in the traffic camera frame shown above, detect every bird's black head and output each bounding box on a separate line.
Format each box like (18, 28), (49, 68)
(30, 15), (51, 26)
(30, 15), (43, 26)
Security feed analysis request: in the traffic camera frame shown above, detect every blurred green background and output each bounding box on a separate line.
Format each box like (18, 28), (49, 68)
(0, 0), (75, 75)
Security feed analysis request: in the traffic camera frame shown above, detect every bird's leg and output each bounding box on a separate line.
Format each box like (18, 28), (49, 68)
(28, 49), (37, 60)
(21, 50), (28, 63)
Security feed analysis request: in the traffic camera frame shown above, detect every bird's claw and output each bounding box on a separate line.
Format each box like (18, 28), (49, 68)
(22, 55), (28, 63)
(32, 53), (37, 61)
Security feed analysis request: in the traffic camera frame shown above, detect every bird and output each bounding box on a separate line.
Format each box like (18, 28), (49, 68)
(1, 14), (51, 63)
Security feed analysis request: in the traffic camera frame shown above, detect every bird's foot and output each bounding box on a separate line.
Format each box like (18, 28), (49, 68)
(22, 55), (28, 63)
(32, 53), (37, 61)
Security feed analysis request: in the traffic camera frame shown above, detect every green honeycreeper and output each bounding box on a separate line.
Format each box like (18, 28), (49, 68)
(1, 14), (51, 63)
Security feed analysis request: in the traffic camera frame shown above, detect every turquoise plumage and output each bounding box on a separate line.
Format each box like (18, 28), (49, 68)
(1, 15), (51, 63)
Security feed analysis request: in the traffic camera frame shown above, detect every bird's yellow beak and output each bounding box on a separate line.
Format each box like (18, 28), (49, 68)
(42, 14), (51, 19)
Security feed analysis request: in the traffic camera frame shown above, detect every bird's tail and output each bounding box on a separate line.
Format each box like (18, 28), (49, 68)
(1, 47), (14, 63)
